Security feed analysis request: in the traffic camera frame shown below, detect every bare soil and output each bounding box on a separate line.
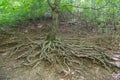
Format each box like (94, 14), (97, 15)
(0, 22), (120, 80)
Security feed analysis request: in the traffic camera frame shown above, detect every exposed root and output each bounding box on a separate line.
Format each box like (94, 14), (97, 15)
(3, 38), (77, 67)
(0, 37), (117, 70)
(23, 40), (78, 67)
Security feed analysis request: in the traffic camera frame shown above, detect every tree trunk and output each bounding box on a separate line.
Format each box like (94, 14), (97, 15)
(46, 11), (59, 41)
(46, 0), (60, 41)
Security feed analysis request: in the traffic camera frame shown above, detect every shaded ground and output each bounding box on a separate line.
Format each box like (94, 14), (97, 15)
(0, 57), (115, 80)
(0, 22), (120, 80)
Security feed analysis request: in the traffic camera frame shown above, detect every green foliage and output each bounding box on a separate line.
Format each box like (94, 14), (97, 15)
(0, 0), (48, 27)
(0, 0), (119, 31)
(0, 0), (76, 27)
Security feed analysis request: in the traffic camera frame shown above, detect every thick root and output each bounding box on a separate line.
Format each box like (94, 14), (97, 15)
(0, 37), (117, 70)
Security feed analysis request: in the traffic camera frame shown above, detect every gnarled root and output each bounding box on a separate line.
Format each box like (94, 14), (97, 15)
(1, 37), (116, 70)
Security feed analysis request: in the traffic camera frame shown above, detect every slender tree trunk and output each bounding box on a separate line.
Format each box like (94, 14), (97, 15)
(46, 0), (60, 41)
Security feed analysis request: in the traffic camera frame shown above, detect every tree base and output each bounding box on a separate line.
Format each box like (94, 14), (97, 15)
(46, 32), (57, 41)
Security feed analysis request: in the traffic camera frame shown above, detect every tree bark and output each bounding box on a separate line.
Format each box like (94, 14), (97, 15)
(46, 0), (61, 41)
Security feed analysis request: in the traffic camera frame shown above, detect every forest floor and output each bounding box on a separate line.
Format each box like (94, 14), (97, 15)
(0, 21), (120, 80)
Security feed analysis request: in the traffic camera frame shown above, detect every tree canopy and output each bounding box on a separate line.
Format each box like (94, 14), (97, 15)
(0, 0), (119, 28)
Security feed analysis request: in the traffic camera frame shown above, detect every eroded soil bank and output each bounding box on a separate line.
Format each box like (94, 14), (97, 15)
(0, 58), (115, 80)
(0, 25), (120, 80)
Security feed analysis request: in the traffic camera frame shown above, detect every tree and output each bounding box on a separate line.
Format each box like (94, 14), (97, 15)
(0, 0), (117, 69)
(46, 0), (61, 41)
